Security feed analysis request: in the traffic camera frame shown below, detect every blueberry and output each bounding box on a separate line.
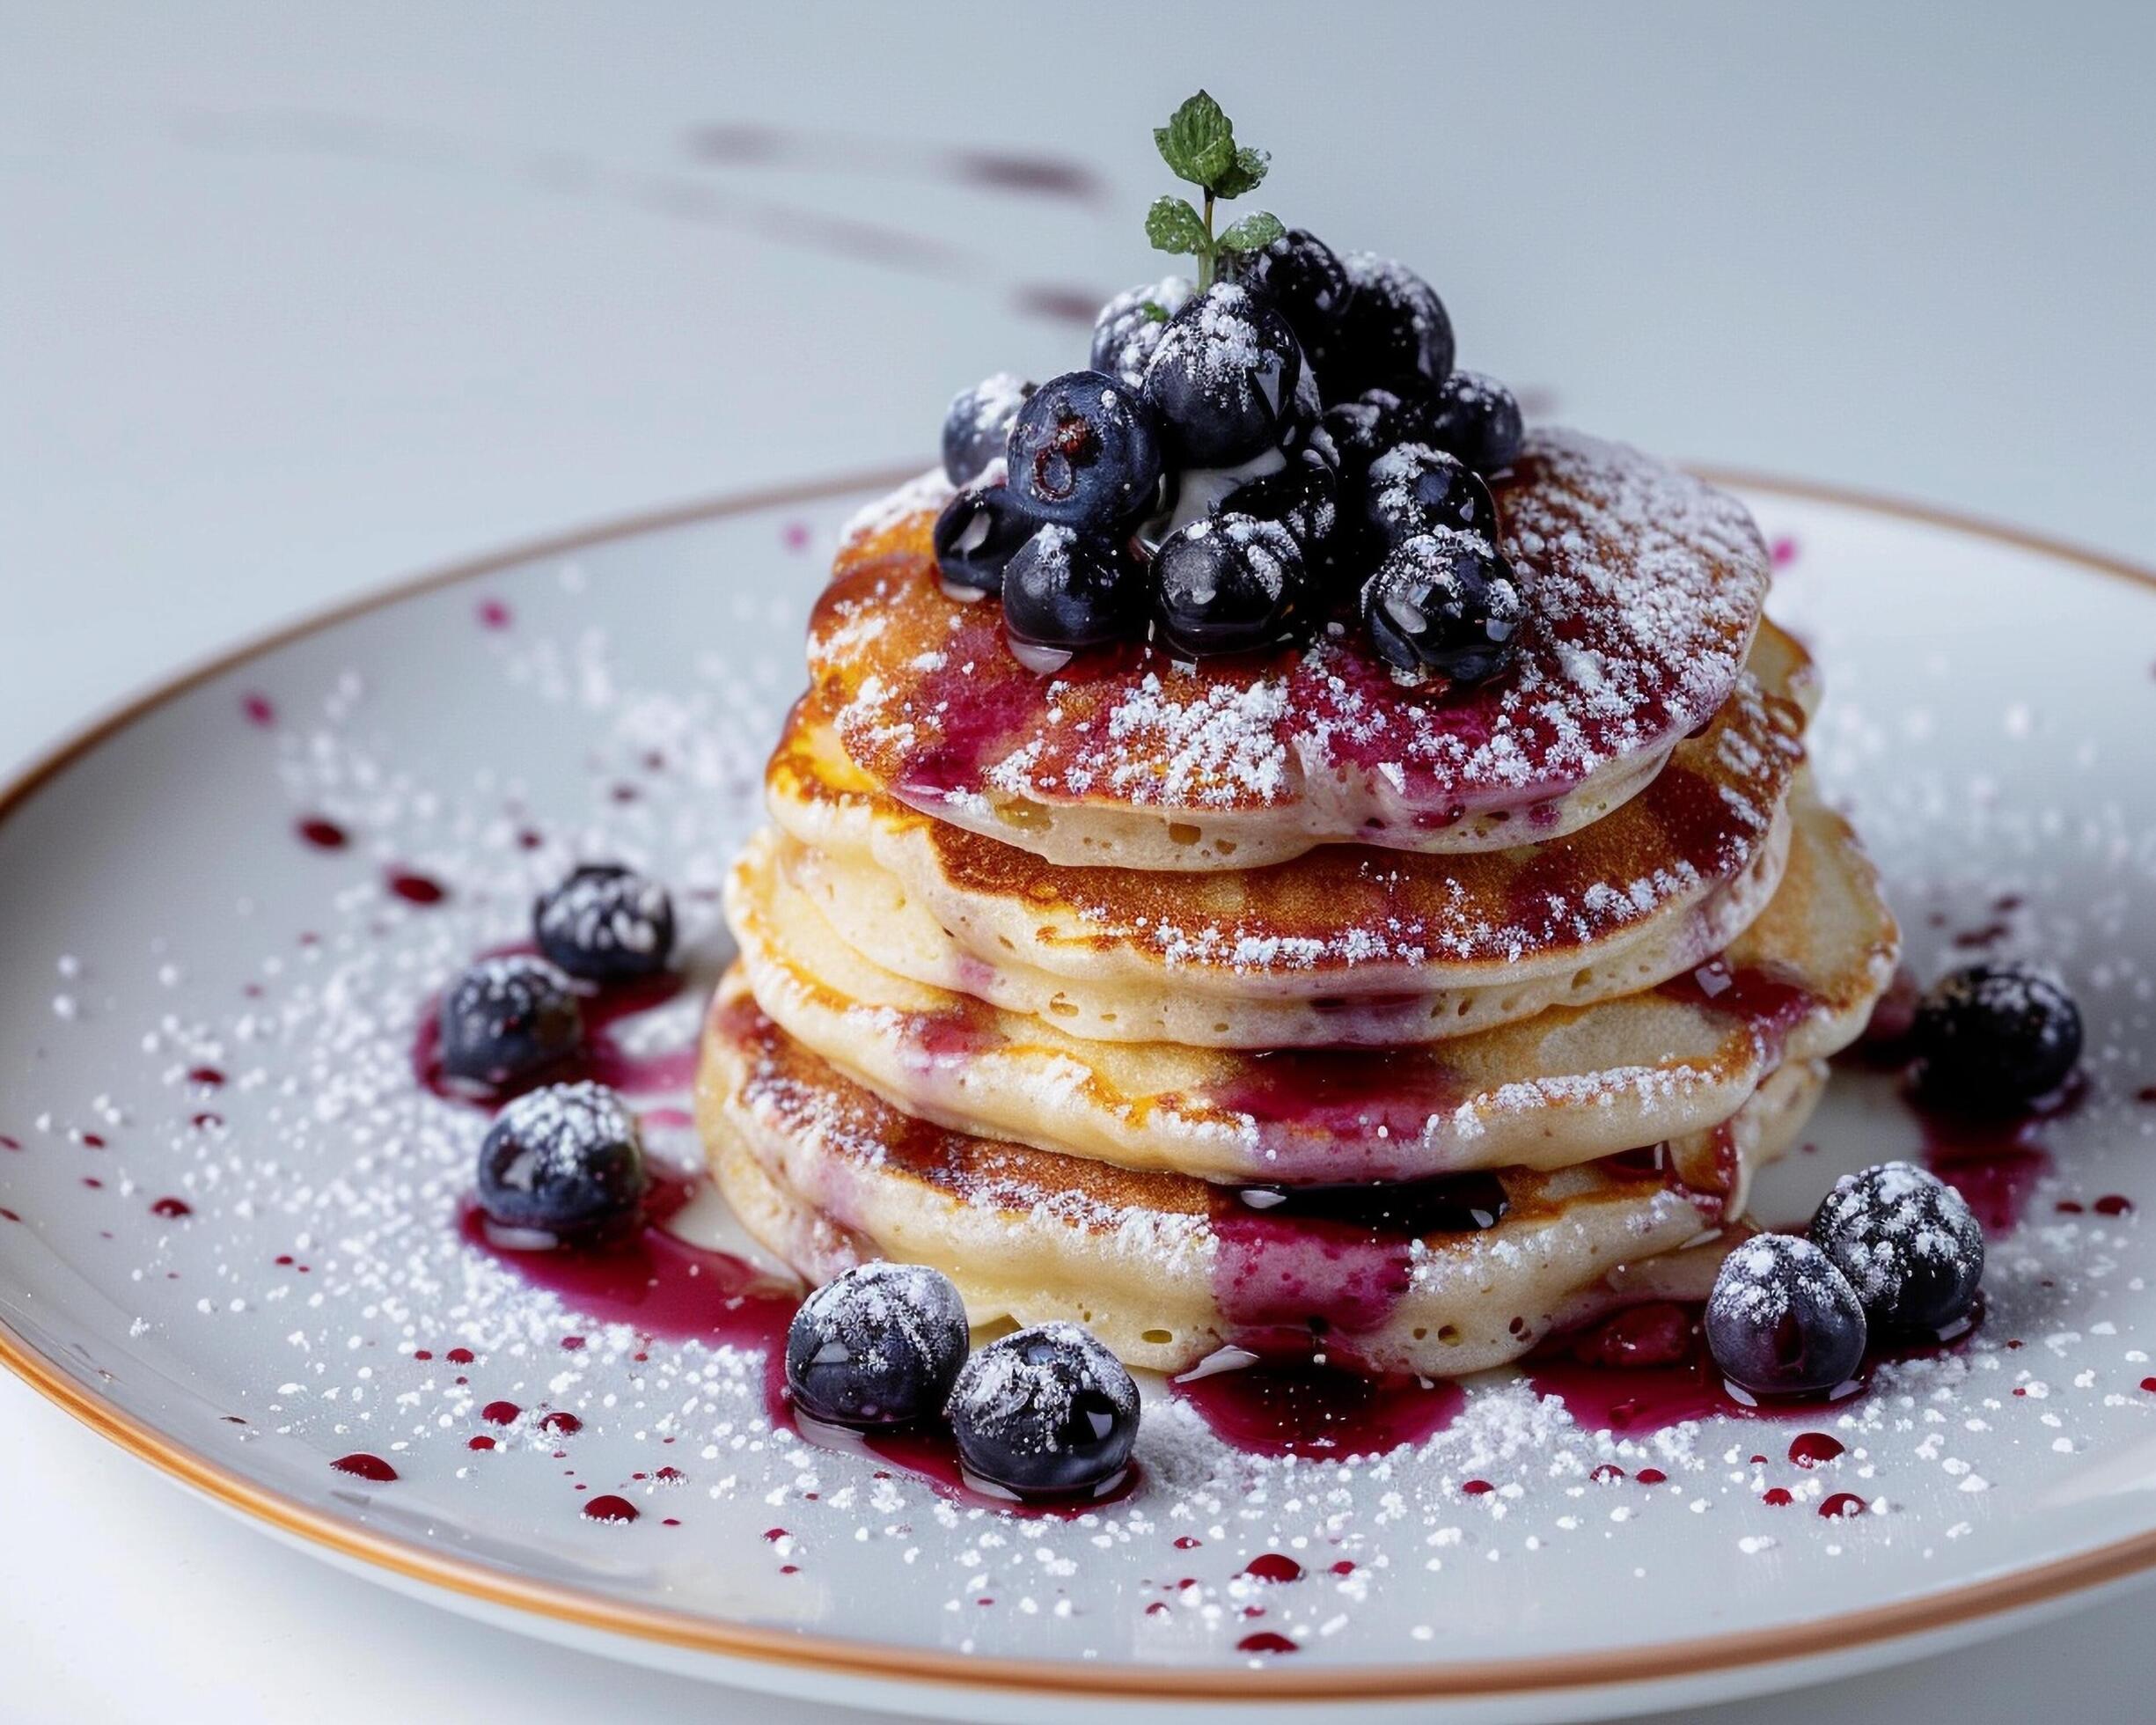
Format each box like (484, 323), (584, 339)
(475, 1081), (647, 1238)
(1425, 370), (1524, 475)
(1005, 370), (1165, 533)
(784, 1261), (970, 1428)
(1001, 525), (1147, 655)
(1089, 276), (1193, 387)
(1809, 1162), (1985, 1333)
(1154, 512), (1302, 659)
(1362, 443), (1499, 547)
(533, 863), (675, 983)
(1221, 445), (1340, 553)
(1239, 228), (1352, 365)
(1705, 1234), (1868, 1398)
(932, 481), (1034, 598)
(941, 372), (1034, 487)
(1913, 963), (2082, 1105)
(946, 1322), (1139, 1497)
(438, 954), (582, 1087)
(1324, 253), (1455, 401)
(1360, 532), (1524, 686)
(1319, 387), (1430, 484)
(1140, 282), (1312, 467)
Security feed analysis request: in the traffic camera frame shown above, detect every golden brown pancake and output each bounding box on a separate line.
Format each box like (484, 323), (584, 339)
(812, 429), (1772, 869)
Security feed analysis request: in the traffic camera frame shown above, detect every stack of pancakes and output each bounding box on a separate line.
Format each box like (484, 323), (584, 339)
(697, 430), (1899, 1379)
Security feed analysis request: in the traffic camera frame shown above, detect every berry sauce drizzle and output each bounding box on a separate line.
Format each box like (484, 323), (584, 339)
(1172, 1352), (1466, 1459)
(1907, 1075), (2087, 1235)
(1658, 957), (1816, 1053)
(1525, 1298), (1978, 1435)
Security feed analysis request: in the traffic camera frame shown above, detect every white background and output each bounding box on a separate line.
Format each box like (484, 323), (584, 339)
(4, 4), (2153, 1718)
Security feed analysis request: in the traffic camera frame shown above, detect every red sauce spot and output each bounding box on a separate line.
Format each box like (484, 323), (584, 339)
(1239, 1553), (1304, 1584)
(582, 1494), (639, 1523)
(1770, 536), (1799, 566)
(480, 1400), (521, 1425)
(1763, 1486), (1793, 1507)
(386, 870), (448, 906)
(560, 1335), (586, 1351)
(1636, 1466), (1668, 1486)
(540, 1410), (583, 1436)
(80, 1133), (106, 1149)
(1590, 1464), (1625, 1484)
(413, 1349), (433, 1361)
(445, 1347), (475, 1365)
(1146, 1601), (1170, 1618)
(1789, 1432), (1846, 1468)
(781, 520), (812, 552)
(149, 1197), (192, 1219)
(1237, 1631), (1299, 1655)
(190, 1112), (223, 1130)
(467, 1435), (496, 1451)
(1329, 1559), (1356, 1576)
(332, 1452), (398, 1482)
(1173, 1535), (1201, 1551)
(477, 598), (512, 629)
(2095, 1194), (2135, 1216)
(1461, 1479), (1495, 1496)
(0, 1208), (20, 1223)
(762, 1527), (788, 1542)
(242, 694), (276, 728)
(654, 1465), (685, 1483)
(1818, 1492), (1867, 1520)
(297, 818), (348, 850)
(186, 1066), (226, 1089)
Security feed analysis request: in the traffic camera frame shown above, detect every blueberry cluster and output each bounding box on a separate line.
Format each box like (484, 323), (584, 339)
(1705, 1162), (1985, 1398)
(934, 230), (1526, 682)
(445, 862), (677, 1240)
(785, 1264), (1140, 1498)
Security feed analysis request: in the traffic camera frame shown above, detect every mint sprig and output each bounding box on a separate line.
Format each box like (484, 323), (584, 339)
(1148, 91), (1281, 290)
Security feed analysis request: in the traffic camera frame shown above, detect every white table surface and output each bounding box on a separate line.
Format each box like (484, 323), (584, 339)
(4, 4), (2153, 1719)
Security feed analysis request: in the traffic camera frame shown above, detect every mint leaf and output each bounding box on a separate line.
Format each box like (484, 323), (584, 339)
(1154, 91), (1235, 187)
(1139, 300), (1170, 324)
(1211, 145), (1270, 200)
(1216, 210), (1285, 253)
(1145, 195), (1209, 258)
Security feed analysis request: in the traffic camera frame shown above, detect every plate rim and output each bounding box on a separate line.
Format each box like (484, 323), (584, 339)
(4, 463), (2154, 1704)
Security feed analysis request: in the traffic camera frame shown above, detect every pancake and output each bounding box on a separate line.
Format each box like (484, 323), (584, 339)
(814, 429), (1772, 869)
(697, 983), (1824, 1377)
(723, 782), (1896, 1185)
(769, 625), (1809, 1046)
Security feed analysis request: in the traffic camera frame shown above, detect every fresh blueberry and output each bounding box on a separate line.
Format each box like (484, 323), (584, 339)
(784, 1261), (971, 1428)
(1360, 532), (1524, 686)
(1319, 387), (1430, 484)
(946, 1322), (1139, 1497)
(941, 372), (1034, 487)
(1240, 228), (1352, 364)
(437, 954), (582, 1087)
(475, 1080), (647, 1238)
(1154, 512), (1302, 659)
(1221, 445), (1340, 554)
(1140, 282), (1313, 467)
(1362, 443), (1499, 547)
(1809, 1162), (1985, 1333)
(1001, 525), (1148, 656)
(1425, 370), (1524, 475)
(1005, 370), (1165, 533)
(932, 481), (1035, 598)
(1705, 1233), (1868, 1398)
(1089, 275), (1193, 387)
(1913, 963), (2083, 1105)
(1324, 253), (1455, 401)
(533, 863), (675, 982)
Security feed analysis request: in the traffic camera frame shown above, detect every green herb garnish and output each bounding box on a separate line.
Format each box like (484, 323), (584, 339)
(1147, 90), (1282, 290)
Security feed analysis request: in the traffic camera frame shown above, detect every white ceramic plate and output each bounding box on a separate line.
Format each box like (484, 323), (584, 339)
(5, 471), (2156, 1723)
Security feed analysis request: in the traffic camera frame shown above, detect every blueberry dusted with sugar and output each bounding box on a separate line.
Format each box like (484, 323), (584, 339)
(1241, 227), (1351, 363)
(437, 954), (582, 1088)
(475, 1081), (648, 1239)
(1363, 443), (1499, 547)
(534, 863), (675, 982)
(932, 481), (1033, 598)
(1705, 1233), (1868, 1398)
(1005, 370), (1165, 533)
(1141, 281), (1312, 467)
(1324, 252), (1455, 401)
(784, 1261), (970, 1428)
(1001, 525), (1148, 659)
(1361, 533), (1524, 686)
(1913, 962), (2083, 1105)
(1090, 276), (1192, 387)
(1154, 512), (1302, 659)
(1809, 1162), (1985, 1334)
(1426, 370), (1524, 476)
(1320, 387), (1431, 484)
(947, 1322), (1139, 1497)
(1222, 445), (1340, 552)
(941, 372), (1033, 487)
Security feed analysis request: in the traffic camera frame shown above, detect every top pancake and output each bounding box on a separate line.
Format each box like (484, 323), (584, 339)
(813, 429), (1771, 870)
